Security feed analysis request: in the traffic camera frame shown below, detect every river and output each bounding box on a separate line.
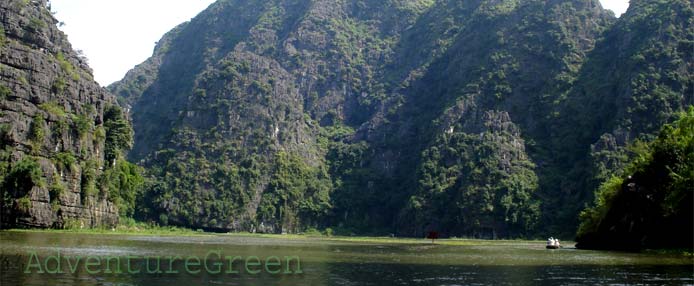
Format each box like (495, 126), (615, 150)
(0, 231), (692, 285)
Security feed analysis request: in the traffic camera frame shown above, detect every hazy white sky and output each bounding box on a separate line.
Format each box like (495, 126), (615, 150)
(51, 0), (217, 86)
(600, 0), (630, 17)
(51, 0), (630, 86)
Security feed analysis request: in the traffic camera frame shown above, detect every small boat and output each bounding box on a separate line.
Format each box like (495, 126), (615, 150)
(546, 237), (561, 249)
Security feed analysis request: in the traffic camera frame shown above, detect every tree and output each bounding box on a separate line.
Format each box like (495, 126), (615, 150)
(103, 105), (133, 165)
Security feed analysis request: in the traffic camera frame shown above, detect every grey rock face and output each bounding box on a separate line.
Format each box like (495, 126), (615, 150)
(1, 0), (119, 229)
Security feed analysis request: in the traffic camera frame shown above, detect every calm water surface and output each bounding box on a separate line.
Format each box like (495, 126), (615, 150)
(0, 231), (692, 285)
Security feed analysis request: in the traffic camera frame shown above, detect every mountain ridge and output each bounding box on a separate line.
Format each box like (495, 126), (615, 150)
(59, 0), (694, 238)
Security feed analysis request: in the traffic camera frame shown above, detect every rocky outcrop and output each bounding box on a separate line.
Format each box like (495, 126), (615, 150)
(0, 0), (119, 228)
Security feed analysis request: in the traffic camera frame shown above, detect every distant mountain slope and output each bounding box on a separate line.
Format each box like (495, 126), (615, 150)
(110, 0), (692, 238)
(547, 0), (693, 235)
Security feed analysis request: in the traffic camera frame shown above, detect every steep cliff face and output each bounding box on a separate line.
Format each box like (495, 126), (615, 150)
(366, 0), (615, 236)
(111, 0), (692, 237)
(573, 0), (693, 249)
(546, 0), (693, 234)
(0, 0), (121, 228)
(110, 0), (437, 233)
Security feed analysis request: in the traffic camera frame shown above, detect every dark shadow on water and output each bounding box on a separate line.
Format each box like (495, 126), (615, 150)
(322, 263), (694, 286)
(1, 254), (692, 286)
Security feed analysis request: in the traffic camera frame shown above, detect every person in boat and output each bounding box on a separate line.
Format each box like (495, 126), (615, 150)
(547, 237), (561, 248)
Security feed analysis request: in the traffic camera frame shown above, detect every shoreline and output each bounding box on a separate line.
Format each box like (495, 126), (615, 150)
(1, 228), (549, 245)
(3, 229), (691, 256)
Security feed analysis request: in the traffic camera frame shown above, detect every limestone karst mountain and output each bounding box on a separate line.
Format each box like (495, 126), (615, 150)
(1, 0), (690, 244)
(0, 0), (139, 228)
(109, 0), (691, 237)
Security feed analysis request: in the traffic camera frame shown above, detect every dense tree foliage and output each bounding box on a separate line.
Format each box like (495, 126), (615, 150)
(576, 108), (693, 250)
(136, 149), (256, 230)
(2, 157), (43, 199)
(103, 105), (134, 165)
(402, 112), (540, 238)
(95, 105), (144, 218)
(99, 159), (144, 218)
(0, 157), (43, 222)
(258, 152), (332, 231)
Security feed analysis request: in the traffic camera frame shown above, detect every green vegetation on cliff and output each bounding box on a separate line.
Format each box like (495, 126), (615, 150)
(576, 108), (693, 250)
(545, 0), (694, 236)
(258, 152), (332, 230)
(0, 0), (689, 248)
(403, 112), (540, 238)
(103, 0), (692, 241)
(0, 0), (145, 229)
